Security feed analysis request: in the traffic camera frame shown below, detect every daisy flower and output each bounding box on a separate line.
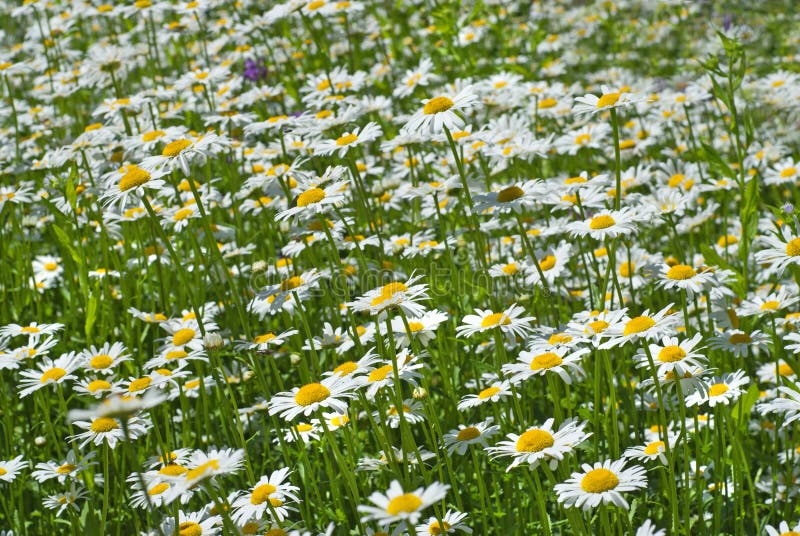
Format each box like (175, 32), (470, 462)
(486, 418), (591, 472)
(0, 456), (27, 483)
(738, 287), (800, 317)
(572, 86), (649, 116)
(415, 510), (472, 535)
(503, 346), (589, 385)
(18, 352), (82, 397)
(358, 480), (450, 527)
(180, 448), (246, 489)
(101, 164), (168, 209)
(686, 370), (750, 408)
(443, 419), (500, 455)
(363, 351), (424, 400)
(315, 122), (382, 157)
(348, 274), (431, 317)
(656, 263), (716, 296)
(456, 303), (535, 340)
(31, 451), (95, 484)
(403, 86), (478, 135)
(80, 341), (130, 375)
(759, 386), (800, 427)
(634, 334), (707, 377)
(457, 380), (515, 410)
(0, 321), (64, 342)
(566, 208), (639, 240)
(623, 435), (678, 465)
(236, 329), (299, 353)
(389, 309), (448, 348)
(554, 459), (648, 510)
(142, 132), (230, 176)
(268, 375), (357, 421)
(598, 305), (677, 349)
(754, 234), (800, 276)
(708, 329), (770, 358)
(766, 521), (800, 536)
(159, 509), (222, 536)
(43, 485), (89, 517)
(276, 180), (350, 221)
(230, 468), (300, 525)
(69, 415), (150, 449)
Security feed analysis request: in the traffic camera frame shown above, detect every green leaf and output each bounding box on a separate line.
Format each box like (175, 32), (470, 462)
(729, 383), (759, 428)
(738, 176), (760, 267)
(699, 142), (735, 179)
(85, 290), (98, 342)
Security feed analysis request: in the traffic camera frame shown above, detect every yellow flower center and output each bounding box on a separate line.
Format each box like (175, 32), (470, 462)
(90, 354), (113, 369)
(497, 186), (524, 202)
(148, 483), (169, 495)
(40, 367), (66, 383)
(370, 282), (409, 306)
(481, 312), (510, 328)
(587, 320), (609, 334)
(119, 166), (151, 192)
(502, 263), (518, 275)
(667, 265), (696, 280)
(368, 365), (393, 382)
(294, 383), (331, 406)
(709, 383), (729, 396)
(159, 464), (187, 476)
(539, 97), (557, 108)
(548, 333), (572, 345)
(186, 459), (219, 481)
(778, 363), (794, 376)
(575, 133), (591, 145)
(87, 379), (112, 392)
(386, 493), (423, 515)
(90, 417), (119, 433)
(644, 441), (665, 455)
(457, 427), (481, 441)
(336, 133), (358, 146)
(173, 208), (193, 221)
(57, 463), (77, 474)
(428, 521), (452, 535)
(297, 188), (326, 207)
(530, 352), (563, 370)
(619, 262), (635, 278)
(539, 256), (556, 271)
(596, 93), (621, 108)
(516, 428), (555, 452)
(172, 328), (196, 346)
(658, 346), (686, 363)
(166, 350), (188, 360)
(780, 167), (797, 178)
(581, 468), (619, 492)
(728, 333), (751, 344)
(419, 93), (457, 116)
(162, 139), (192, 157)
(142, 130), (165, 142)
(623, 316), (655, 336)
(786, 238), (800, 257)
(128, 377), (152, 392)
(178, 522), (203, 536)
(250, 483), (277, 505)
(478, 386), (500, 399)
(761, 301), (780, 311)
(589, 215), (615, 230)
(333, 361), (358, 375)
(43, 262), (58, 271)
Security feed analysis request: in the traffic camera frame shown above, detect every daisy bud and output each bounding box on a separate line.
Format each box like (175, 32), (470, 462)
(251, 260), (267, 274)
(35, 436), (46, 447)
(413, 386), (428, 400)
(203, 332), (224, 350)
(242, 370), (255, 382)
(290, 353), (302, 365)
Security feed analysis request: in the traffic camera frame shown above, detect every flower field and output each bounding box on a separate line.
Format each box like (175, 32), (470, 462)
(2, 0), (800, 534)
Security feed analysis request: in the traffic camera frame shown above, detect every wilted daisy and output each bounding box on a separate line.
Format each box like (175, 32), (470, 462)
(358, 480), (450, 527)
(487, 418), (591, 471)
(268, 375), (357, 421)
(554, 459), (648, 510)
(456, 304), (535, 340)
(686, 370), (750, 407)
(443, 419), (500, 455)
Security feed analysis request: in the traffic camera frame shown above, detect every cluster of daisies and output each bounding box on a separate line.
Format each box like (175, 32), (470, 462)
(3, 0), (800, 534)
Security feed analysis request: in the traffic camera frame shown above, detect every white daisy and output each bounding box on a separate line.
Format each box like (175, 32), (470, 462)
(554, 458), (648, 510)
(486, 418), (591, 472)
